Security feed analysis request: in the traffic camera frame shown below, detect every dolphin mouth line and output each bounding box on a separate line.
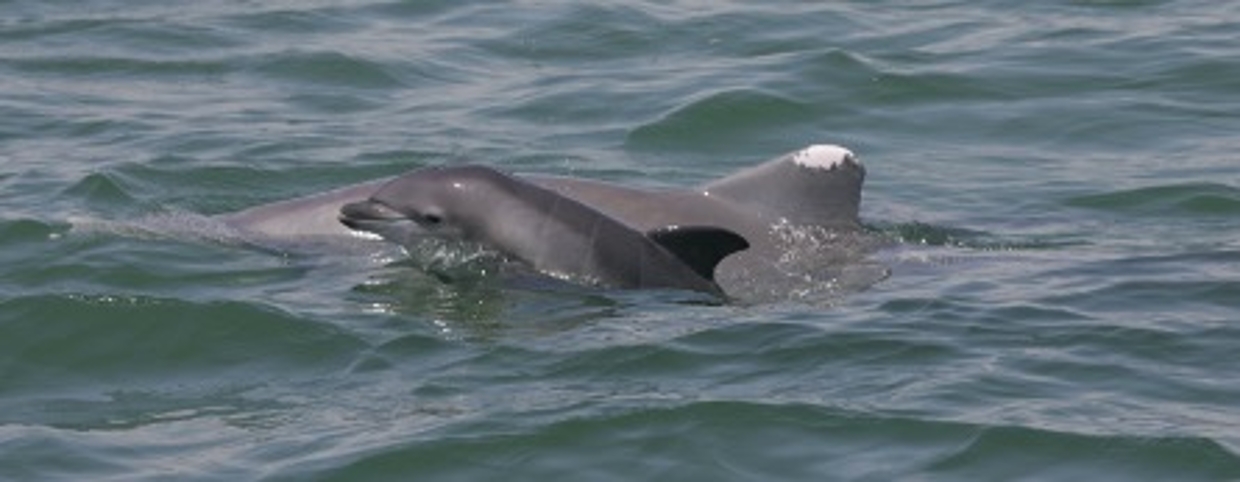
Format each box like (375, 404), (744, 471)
(338, 199), (404, 230)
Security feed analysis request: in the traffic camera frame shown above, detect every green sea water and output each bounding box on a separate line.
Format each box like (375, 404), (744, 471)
(2, 1), (1239, 480)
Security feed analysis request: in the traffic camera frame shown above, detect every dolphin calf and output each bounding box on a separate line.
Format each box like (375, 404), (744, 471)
(220, 144), (867, 297)
(339, 165), (748, 295)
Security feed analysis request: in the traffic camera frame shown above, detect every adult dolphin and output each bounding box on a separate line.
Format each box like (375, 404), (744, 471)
(222, 144), (862, 244)
(339, 165), (749, 296)
(522, 144), (866, 297)
(527, 144), (862, 255)
(220, 144), (867, 296)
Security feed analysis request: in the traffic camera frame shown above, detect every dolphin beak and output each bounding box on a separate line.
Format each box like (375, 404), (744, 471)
(339, 200), (404, 230)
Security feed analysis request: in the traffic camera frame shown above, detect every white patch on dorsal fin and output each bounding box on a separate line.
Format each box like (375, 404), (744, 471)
(791, 144), (856, 170)
(699, 144), (865, 227)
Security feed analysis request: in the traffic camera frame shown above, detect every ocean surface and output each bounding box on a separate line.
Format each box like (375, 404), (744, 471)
(3, 1), (1239, 480)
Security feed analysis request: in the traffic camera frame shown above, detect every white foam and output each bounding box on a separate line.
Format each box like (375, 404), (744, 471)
(791, 144), (856, 170)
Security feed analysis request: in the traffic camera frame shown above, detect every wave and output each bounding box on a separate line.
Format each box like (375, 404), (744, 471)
(1065, 183), (1240, 216)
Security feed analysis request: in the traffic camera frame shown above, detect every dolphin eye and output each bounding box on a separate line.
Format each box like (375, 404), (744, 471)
(421, 213), (443, 225)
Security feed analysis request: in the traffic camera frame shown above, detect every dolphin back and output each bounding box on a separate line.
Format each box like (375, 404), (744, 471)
(702, 144), (864, 228)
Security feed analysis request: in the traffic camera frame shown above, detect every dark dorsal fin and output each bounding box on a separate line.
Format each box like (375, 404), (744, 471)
(647, 226), (750, 282)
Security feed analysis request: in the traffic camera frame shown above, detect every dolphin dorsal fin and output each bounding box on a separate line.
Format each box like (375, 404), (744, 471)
(701, 144), (865, 228)
(647, 226), (749, 281)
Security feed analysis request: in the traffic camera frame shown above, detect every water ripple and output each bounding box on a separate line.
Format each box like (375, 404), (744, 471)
(1066, 183), (1240, 216)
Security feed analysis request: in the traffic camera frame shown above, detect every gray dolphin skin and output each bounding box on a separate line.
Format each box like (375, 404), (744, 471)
(339, 165), (749, 295)
(222, 179), (391, 241)
(220, 144), (866, 296)
(528, 144), (863, 259)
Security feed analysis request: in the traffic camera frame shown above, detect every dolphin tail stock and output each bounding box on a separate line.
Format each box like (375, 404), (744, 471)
(646, 226), (749, 282)
(701, 144), (865, 228)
